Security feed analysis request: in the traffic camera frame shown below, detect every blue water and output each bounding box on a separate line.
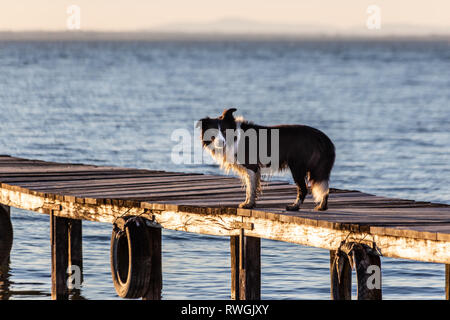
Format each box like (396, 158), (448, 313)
(0, 39), (449, 299)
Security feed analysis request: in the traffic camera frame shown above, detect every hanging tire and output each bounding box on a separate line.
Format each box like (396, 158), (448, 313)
(110, 216), (152, 298)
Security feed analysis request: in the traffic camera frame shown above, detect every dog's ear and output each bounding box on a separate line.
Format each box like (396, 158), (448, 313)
(220, 108), (237, 121)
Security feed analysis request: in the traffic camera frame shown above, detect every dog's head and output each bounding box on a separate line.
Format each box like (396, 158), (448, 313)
(197, 108), (238, 150)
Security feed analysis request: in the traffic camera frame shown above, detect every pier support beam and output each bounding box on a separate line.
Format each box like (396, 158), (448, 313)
(230, 231), (261, 300)
(230, 235), (240, 300)
(50, 211), (83, 300)
(0, 205), (13, 299)
(142, 226), (162, 300)
(446, 264), (449, 300)
(68, 219), (83, 297)
(0, 205), (12, 269)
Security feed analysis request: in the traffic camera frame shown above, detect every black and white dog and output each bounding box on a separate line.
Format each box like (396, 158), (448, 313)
(198, 108), (335, 211)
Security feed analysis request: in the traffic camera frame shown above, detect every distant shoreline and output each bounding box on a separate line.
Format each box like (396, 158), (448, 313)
(1, 31), (449, 42)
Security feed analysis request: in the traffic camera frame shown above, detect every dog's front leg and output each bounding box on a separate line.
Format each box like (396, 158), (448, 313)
(239, 168), (260, 209)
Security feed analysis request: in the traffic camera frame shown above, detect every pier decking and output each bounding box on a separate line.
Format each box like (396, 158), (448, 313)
(0, 155), (449, 300)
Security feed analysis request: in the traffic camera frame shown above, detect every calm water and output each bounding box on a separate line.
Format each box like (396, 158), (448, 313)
(0, 40), (449, 300)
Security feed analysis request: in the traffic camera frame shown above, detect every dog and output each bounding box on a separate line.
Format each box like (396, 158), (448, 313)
(197, 108), (335, 211)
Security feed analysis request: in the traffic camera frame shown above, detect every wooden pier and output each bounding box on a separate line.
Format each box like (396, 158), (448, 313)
(0, 155), (449, 300)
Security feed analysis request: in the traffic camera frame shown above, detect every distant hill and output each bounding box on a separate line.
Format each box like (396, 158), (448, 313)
(153, 18), (331, 35)
(153, 18), (450, 36)
(0, 18), (448, 41)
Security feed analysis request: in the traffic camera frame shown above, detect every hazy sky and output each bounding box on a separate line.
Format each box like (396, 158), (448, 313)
(0, 0), (449, 32)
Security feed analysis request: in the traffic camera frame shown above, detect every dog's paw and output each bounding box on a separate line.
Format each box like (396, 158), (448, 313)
(286, 204), (299, 211)
(314, 205), (328, 211)
(239, 202), (255, 209)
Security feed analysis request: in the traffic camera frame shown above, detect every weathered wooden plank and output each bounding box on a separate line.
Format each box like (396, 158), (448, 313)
(329, 206), (450, 215)
(0, 169), (157, 176)
(9, 175), (240, 190)
(0, 165), (136, 174)
(243, 215), (450, 263)
(0, 172), (200, 184)
(53, 182), (295, 197)
(161, 191), (366, 203)
(21, 179), (253, 194)
(97, 194), (429, 209)
(0, 161), (59, 166)
(137, 190), (298, 202)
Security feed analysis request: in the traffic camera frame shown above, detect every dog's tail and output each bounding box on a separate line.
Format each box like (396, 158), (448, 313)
(311, 180), (329, 203)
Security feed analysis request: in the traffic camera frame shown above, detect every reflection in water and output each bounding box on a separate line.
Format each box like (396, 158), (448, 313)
(0, 261), (86, 299)
(69, 287), (87, 300)
(0, 260), (11, 300)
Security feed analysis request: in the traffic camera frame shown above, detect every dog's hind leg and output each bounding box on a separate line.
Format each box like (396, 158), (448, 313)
(239, 167), (260, 209)
(286, 166), (307, 211)
(311, 180), (329, 211)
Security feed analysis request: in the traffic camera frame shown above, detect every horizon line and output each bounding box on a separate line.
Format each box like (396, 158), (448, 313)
(0, 30), (449, 42)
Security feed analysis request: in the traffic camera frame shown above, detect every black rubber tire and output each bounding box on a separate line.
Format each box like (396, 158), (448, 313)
(110, 216), (152, 298)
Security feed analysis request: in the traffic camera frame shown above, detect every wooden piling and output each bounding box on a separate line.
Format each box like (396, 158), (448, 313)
(68, 219), (83, 294)
(0, 205), (13, 299)
(0, 205), (12, 268)
(446, 264), (449, 300)
(230, 230), (261, 300)
(142, 226), (162, 300)
(50, 211), (69, 300)
(240, 235), (261, 300)
(230, 235), (240, 299)
(50, 211), (83, 300)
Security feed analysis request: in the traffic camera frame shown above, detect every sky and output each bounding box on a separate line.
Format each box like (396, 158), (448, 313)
(0, 0), (449, 34)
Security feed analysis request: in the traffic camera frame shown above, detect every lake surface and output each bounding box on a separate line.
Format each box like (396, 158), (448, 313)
(0, 39), (449, 299)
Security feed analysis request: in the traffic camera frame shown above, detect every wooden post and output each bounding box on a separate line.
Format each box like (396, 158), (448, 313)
(68, 219), (83, 296)
(230, 231), (261, 300)
(50, 211), (69, 300)
(0, 205), (13, 299)
(446, 264), (450, 300)
(50, 210), (83, 300)
(0, 205), (13, 268)
(143, 226), (162, 300)
(230, 235), (240, 300)
(330, 250), (351, 300)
